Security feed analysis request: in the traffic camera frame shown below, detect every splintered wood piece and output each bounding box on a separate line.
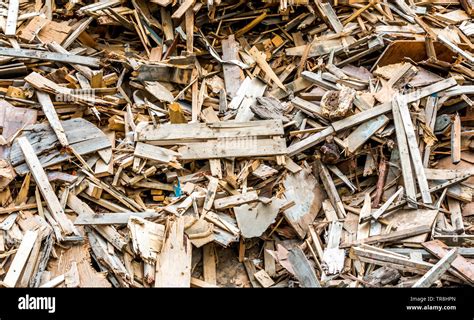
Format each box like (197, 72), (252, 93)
(221, 35), (243, 98)
(288, 246), (320, 287)
(128, 216), (164, 266)
(254, 269), (274, 288)
(412, 249), (458, 288)
(370, 187), (404, 221)
(248, 46), (286, 91)
(17, 137), (76, 236)
(3, 230), (38, 288)
(283, 168), (323, 238)
(155, 217), (191, 287)
(203, 176), (219, 212)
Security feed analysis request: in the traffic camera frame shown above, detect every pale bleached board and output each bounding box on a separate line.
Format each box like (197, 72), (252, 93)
(3, 230), (38, 287)
(155, 217), (192, 287)
(18, 137), (76, 236)
(137, 120), (284, 143)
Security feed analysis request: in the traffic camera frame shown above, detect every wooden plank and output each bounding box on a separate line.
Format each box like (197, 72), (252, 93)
(332, 102), (392, 132)
(36, 91), (69, 147)
(190, 277), (218, 288)
(243, 260), (262, 288)
(203, 244), (217, 286)
(392, 97), (418, 207)
(423, 240), (474, 284)
(357, 193), (371, 240)
(155, 217), (192, 287)
(413, 249), (458, 287)
(134, 142), (180, 163)
(62, 17), (94, 49)
(319, 2), (343, 33)
(341, 225), (432, 248)
(18, 137), (76, 236)
(288, 247), (320, 287)
(344, 115), (389, 154)
(288, 126), (335, 156)
(221, 35), (243, 98)
(171, 0), (196, 19)
(0, 48), (100, 67)
(185, 8), (194, 54)
(5, 0), (19, 36)
(74, 211), (159, 225)
(177, 137), (287, 160)
(318, 161), (346, 219)
(451, 113), (461, 164)
(137, 120), (284, 142)
(213, 191), (258, 210)
(449, 197), (465, 234)
(264, 241), (276, 277)
(405, 78), (457, 103)
(3, 230), (38, 287)
(395, 94), (431, 204)
(67, 194), (128, 250)
(203, 176), (219, 212)
(254, 269), (274, 288)
(370, 188), (404, 221)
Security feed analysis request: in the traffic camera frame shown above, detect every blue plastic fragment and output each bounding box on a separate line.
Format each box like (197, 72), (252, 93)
(174, 179), (182, 197)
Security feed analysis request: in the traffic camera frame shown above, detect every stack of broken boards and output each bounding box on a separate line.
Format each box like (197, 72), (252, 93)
(0, 0), (473, 288)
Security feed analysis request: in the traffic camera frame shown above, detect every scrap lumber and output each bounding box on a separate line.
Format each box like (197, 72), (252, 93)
(17, 137), (77, 237)
(2, 231), (38, 287)
(412, 249), (458, 288)
(0, 0), (472, 290)
(155, 218), (192, 287)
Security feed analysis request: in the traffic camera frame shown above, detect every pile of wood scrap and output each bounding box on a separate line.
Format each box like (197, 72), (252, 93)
(0, 0), (473, 288)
